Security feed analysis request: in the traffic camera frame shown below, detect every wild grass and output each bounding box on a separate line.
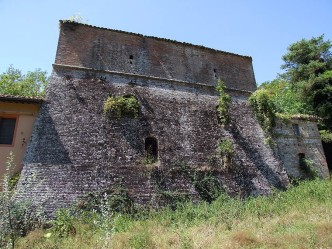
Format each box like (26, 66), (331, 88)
(16, 178), (332, 248)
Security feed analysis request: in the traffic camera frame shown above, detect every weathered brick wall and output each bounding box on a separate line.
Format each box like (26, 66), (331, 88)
(273, 118), (329, 179)
(15, 66), (288, 215)
(55, 21), (256, 92)
(15, 22), (289, 215)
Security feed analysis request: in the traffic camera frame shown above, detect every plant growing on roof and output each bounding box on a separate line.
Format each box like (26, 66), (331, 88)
(103, 95), (140, 120)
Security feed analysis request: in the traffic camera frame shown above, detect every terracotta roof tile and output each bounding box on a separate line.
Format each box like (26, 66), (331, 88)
(0, 94), (43, 104)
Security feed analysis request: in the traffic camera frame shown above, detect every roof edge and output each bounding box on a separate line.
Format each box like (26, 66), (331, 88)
(0, 94), (44, 104)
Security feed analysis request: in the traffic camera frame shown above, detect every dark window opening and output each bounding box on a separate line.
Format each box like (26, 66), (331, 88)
(145, 137), (158, 163)
(292, 124), (301, 137)
(299, 153), (306, 169)
(0, 118), (16, 145)
(213, 69), (217, 78)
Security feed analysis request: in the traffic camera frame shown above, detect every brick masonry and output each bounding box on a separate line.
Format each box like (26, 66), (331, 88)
(14, 21), (306, 215)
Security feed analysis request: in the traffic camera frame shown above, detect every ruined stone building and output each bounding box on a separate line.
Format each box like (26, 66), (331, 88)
(15, 21), (329, 214)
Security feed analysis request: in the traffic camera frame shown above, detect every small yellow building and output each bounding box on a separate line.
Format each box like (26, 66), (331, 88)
(0, 95), (42, 187)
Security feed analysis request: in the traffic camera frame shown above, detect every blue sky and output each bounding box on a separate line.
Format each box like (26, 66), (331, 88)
(0, 0), (331, 85)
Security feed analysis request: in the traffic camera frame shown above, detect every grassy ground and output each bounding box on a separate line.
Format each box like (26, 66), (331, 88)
(16, 179), (332, 249)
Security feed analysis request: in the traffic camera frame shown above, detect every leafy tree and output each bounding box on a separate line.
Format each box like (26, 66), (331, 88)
(279, 35), (332, 129)
(251, 35), (332, 131)
(0, 65), (48, 97)
(310, 70), (332, 129)
(258, 79), (312, 115)
(281, 35), (332, 84)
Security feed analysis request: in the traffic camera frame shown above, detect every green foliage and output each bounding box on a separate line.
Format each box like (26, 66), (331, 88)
(310, 70), (332, 129)
(249, 88), (276, 136)
(14, 179), (332, 248)
(264, 79), (313, 115)
(64, 14), (88, 24)
(51, 209), (76, 237)
(216, 80), (231, 125)
(8, 172), (20, 191)
(157, 162), (224, 204)
(0, 65), (48, 97)
(281, 35), (332, 83)
(129, 226), (156, 249)
(279, 35), (332, 130)
(320, 129), (332, 143)
(299, 158), (320, 179)
(144, 154), (157, 165)
(218, 139), (235, 159)
(192, 171), (224, 203)
(103, 95), (140, 120)
(0, 152), (45, 248)
(77, 186), (134, 214)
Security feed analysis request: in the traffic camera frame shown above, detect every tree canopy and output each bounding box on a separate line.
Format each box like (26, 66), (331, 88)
(251, 35), (332, 132)
(0, 65), (48, 97)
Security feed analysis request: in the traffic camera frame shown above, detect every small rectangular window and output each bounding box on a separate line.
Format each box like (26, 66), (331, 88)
(292, 124), (301, 137)
(0, 118), (17, 144)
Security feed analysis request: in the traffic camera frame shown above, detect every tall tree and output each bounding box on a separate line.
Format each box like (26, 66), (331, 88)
(279, 35), (332, 128)
(0, 65), (48, 97)
(281, 35), (332, 85)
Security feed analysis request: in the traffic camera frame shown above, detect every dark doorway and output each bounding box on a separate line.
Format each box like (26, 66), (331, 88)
(322, 142), (332, 171)
(145, 137), (158, 163)
(299, 153), (306, 169)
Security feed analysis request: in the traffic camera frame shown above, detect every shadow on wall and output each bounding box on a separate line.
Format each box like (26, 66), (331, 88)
(23, 103), (71, 164)
(231, 124), (287, 191)
(322, 142), (332, 172)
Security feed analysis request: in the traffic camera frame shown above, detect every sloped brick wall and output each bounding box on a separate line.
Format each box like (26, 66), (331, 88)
(15, 67), (288, 215)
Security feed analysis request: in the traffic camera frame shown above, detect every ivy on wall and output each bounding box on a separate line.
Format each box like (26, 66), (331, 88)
(216, 80), (231, 125)
(218, 139), (235, 161)
(103, 95), (140, 120)
(249, 89), (276, 143)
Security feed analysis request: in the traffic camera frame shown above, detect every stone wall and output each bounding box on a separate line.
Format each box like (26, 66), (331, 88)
(15, 21), (289, 215)
(273, 118), (329, 179)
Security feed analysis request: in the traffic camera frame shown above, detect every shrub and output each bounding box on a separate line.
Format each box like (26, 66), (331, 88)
(249, 88), (276, 143)
(103, 95), (140, 120)
(76, 186), (134, 214)
(0, 152), (46, 248)
(51, 209), (76, 237)
(218, 139), (235, 159)
(300, 158), (320, 179)
(320, 130), (332, 143)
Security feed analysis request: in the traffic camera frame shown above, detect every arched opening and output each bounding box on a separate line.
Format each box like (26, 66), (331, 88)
(145, 137), (158, 164)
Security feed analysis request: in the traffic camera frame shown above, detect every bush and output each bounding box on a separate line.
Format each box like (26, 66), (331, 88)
(0, 152), (46, 248)
(249, 88), (276, 135)
(218, 139), (235, 159)
(51, 209), (76, 237)
(103, 95), (140, 119)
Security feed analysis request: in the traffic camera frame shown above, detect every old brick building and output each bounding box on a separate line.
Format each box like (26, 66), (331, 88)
(15, 21), (328, 214)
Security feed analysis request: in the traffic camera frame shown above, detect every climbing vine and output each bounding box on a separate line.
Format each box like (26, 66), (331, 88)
(153, 162), (224, 204)
(249, 88), (276, 143)
(103, 95), (140, 120)
(216, 80), (231, 125)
